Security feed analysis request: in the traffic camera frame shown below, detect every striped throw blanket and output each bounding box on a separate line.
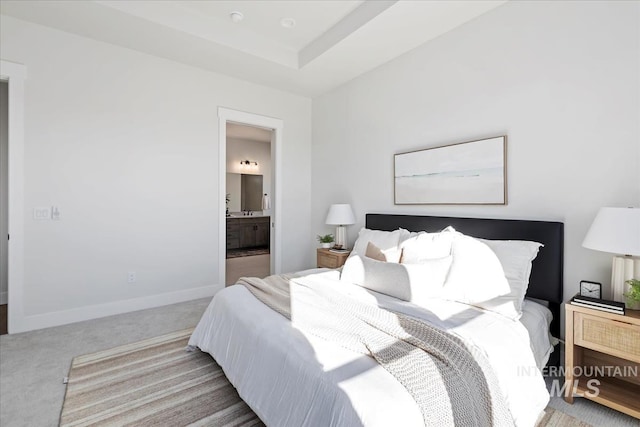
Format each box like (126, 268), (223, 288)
(237, 273), (514, 427)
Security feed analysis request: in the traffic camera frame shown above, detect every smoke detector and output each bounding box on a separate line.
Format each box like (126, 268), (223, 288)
(280, 18), (296, 28)
(230, 11), (244, 23)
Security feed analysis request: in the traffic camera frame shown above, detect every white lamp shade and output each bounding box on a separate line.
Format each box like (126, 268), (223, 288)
(325, 204), (356, 225)
(582, 207), (640, 256)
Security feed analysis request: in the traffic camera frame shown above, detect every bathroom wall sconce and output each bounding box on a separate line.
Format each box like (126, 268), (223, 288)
(240, 160), (258, 166)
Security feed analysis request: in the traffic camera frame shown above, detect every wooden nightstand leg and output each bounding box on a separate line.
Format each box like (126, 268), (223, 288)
(565, 307), (575, 404)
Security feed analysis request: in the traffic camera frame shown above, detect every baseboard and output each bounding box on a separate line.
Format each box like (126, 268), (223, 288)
(9, 284), (221, 334)
(0, 291), (6, 305)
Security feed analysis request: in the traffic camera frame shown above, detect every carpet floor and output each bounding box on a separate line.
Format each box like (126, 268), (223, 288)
(60, 329), (591, 427)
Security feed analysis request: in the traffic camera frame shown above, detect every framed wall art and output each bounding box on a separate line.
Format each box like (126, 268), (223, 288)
(394, 136), (507, 205)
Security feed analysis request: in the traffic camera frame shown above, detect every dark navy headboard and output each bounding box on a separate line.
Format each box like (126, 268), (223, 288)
(365, 213), (564, 341)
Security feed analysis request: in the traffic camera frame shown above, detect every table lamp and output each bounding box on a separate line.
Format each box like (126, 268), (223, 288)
(582, 207), (640, 302)
(325, 204), (356, 249)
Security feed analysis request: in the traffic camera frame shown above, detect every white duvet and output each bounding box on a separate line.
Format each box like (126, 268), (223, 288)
(189, 269), (550, 427)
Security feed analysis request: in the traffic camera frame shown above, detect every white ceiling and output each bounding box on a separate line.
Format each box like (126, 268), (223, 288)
(0, 0), (507, 97)
(178, 1), (364, 52)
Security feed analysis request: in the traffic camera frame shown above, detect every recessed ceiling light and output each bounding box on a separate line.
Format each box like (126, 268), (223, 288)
(280, 18), (296, 29)
(230, 11), (244, 23)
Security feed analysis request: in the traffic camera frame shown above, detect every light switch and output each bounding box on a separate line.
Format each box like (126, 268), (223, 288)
(51, 206), (61, 220)
(33, 207), (51, 220)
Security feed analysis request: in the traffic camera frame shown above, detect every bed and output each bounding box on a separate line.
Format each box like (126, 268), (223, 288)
(189, 214), (564, 427)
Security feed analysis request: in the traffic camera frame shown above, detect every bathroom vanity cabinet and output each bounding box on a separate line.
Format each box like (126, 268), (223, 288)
(226, 216), (270, 250)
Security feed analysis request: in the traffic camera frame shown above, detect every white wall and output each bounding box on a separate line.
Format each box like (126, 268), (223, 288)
(312, 1), (640, 318)
(0, 15), (312, 331)
(226, 137), (272, 213)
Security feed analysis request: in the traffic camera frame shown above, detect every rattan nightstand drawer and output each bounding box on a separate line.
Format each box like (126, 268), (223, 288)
(317, 251), (339, 268)
(574, 312), (640, 362)
(316, 249), (350, 269)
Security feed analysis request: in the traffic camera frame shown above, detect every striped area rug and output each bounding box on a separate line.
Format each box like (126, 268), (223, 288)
(59, 328), (263, 427)
(536, 409), (592, 427)
(60, 328), (588, 427)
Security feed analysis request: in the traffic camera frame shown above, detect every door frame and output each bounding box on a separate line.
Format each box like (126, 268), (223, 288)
(218, 108), (282, 286)
(1, 60), (26, 334)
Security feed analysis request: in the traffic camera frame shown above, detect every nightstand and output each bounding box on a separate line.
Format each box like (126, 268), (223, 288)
(565, 303), (640, 418)
(317, 248), (350, 269)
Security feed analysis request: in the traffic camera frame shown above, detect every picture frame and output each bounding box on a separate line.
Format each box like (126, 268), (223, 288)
(394, 136), (507, 205)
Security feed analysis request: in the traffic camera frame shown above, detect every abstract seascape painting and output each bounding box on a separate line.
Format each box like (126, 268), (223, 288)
(394, 136), (507, 205)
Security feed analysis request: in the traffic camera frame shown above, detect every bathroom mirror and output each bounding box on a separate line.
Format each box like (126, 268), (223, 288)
(226, 173), (263, 212)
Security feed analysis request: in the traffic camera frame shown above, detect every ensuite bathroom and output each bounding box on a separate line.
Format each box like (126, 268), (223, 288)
(225, 122), (273, 285)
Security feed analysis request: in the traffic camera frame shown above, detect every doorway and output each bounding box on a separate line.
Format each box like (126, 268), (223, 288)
(217, 108), (283, 289)
(0, 60), (26, 335)
(0, 80), (7, 334)
(224, 123), (273, 285)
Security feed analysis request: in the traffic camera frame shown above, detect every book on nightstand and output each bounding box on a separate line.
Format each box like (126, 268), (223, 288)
(570, 294), (625, 315)
(329, 248), (350, 254)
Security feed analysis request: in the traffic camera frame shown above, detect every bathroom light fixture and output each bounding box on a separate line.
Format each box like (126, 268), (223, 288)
(230, 11), (244, 23)
(240, 160), (258, 166)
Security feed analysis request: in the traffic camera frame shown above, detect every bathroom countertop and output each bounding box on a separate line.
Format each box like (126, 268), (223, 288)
(226, 213), (270, 219)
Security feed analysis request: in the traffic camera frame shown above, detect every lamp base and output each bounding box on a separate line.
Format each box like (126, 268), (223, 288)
(611, 255), (640, 303)
(335, 225), (348, 249)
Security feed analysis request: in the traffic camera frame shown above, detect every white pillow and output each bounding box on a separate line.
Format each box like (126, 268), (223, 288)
(341, 254), (452, 304)
(398, 227), (419, 243)
(442, 231), (519, 320)
(477, 238), (543, 315)
(399, 228), (456, 263)
(350, 228), (410, 263)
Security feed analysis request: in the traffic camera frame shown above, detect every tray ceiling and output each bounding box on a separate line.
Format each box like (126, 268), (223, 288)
(0, 0), (506, 96)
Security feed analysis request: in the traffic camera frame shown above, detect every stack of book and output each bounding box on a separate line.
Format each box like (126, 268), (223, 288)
(329, 248), (350, 254)
(570, 294), (625, 315)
